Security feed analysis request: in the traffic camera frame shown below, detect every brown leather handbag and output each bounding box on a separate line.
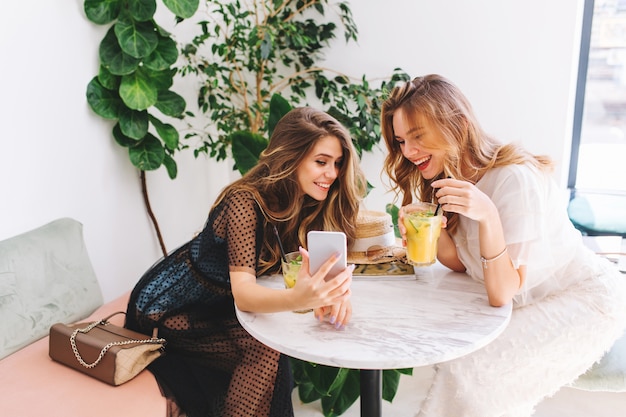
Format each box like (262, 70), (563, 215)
(49, 312), (166, 386)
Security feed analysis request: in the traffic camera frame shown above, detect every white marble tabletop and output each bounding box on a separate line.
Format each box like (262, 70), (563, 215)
(236, 263), (512, 370)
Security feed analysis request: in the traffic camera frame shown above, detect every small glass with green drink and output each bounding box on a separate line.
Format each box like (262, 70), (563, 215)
(281, 251), (312, 313)
(402, 202), (443, 267)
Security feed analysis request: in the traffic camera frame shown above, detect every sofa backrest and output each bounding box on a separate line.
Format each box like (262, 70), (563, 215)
(0, 218), (103, 359)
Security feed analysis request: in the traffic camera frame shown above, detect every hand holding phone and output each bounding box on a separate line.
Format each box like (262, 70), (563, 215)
(307, 231), (347, 279)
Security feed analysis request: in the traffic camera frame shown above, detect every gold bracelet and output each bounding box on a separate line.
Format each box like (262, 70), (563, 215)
(480, 247), (508, 269)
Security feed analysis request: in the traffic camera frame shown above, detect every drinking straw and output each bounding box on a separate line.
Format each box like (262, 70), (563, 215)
(433, 176), (450, 216)
(273, 224), (288, 263)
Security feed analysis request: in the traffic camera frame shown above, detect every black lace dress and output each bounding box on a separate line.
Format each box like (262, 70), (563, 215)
(125, 191), (294, 417)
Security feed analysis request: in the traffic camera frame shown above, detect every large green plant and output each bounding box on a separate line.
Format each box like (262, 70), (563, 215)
(292, 360), (413, 417)
(180, 0), (408, 172)
(84, 0), (200, 255)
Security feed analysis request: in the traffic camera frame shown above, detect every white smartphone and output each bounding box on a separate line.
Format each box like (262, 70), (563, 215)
(307, 231), (347, 279)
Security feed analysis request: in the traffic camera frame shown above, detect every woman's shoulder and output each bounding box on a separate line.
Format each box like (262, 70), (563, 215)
(479, 163), (552, 207)
(219, 189), (258, 209)
(483, 163), (545, 187)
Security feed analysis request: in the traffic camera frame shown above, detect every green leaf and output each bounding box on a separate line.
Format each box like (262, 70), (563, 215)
(297, 380), (322, 403)
(155, 90), (186, 117)
(112, 123), (141, 147)
(97, 65), (120, 90)
(99, 27), (140, 76)
(114, 17), (159, 59)
(386, 203), (401, 238)
(128, 0), (157, 22)
(260, 30), (272, 59)
(382, 370), (401, 402)
(231, 131), (269, 175)
(86, 76), (122, 119)
(129, 133), (165, 170)
(84, 0), (121, 25)
(144, 36), (178, 71)
(119, 108), (149, 139)
(162, 153), (178, 179)
(268, 94), (292, 138)
(119, 68), (158, 110)
(162, 0), (200, 19)
(321, 369), (360, 417)
(146, 67), (176, 90)
(304, 363), (342, 396)
(396, 367), (414, 376)
(149, 114), (179, 150)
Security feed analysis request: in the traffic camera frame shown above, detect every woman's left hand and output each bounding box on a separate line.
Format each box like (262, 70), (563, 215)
(314, 299), (352, 330)
(431, 177), (497, 223)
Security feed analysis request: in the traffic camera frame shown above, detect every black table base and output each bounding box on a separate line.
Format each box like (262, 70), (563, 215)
(360, 369), (382, 417)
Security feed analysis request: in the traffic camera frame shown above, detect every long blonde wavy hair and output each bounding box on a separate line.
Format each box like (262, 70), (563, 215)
(213, 107), (367, 275)
(381, 74), (553, 233)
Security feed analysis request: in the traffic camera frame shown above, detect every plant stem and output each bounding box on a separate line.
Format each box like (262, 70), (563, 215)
(140, 170), (168, 257)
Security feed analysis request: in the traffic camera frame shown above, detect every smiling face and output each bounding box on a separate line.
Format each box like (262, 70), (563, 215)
(392, 108), (447, 180)
(296, 135), (344, 201)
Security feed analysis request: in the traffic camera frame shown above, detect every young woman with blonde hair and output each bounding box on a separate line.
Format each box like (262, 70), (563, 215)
(382, 74), (626, 417)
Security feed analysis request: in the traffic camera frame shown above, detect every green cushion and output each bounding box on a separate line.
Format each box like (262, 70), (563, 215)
(0, 218), (103, 359)
(572, 330), (626, 392)
(568, 193), (626, 236)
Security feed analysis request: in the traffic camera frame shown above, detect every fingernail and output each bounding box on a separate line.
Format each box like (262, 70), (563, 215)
(330, 316), (336, 324)
(335, 323), (344, 330)
(349, 264), (356, 271)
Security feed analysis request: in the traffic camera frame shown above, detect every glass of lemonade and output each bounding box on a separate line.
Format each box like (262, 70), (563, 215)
(403, 202), (443, 267)
(281, 251), (312, 313)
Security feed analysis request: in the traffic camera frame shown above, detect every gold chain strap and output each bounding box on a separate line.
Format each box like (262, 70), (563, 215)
(69, 319), (165, 369)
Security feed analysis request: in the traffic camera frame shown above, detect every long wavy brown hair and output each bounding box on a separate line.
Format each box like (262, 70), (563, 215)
(213, 107), (367, 275)
(381, 74), (553, 233)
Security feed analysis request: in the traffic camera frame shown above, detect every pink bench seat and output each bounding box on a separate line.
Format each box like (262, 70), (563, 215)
(0, 291), (166, 417)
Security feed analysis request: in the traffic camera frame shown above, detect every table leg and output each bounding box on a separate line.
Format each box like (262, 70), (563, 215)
(360, 369), (382, 417)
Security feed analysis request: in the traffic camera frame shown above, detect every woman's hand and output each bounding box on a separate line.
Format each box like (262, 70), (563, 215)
(430, 177), (498, 223)
(313, 299), (352, 329)
(431, 177), (521, 306)
(293, 247), (354, 328)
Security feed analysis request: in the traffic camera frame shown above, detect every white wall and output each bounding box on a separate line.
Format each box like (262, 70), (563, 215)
(339, 0), (584, 211)
(0, 0), (237, 302)
(0, 0), (583, 302)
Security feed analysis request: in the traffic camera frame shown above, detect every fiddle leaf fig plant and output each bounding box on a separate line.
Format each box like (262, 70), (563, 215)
(84, 0), (200, 255)
(85, 0), (198, 176)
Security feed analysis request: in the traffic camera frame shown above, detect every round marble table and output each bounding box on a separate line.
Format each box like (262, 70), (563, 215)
(236, 263), (512, 417)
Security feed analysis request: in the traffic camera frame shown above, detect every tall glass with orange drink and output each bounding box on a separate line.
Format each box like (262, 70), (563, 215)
(402, 202), (443, 267)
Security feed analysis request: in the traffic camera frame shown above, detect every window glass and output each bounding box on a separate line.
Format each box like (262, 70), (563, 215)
(576, 0), (626, 193)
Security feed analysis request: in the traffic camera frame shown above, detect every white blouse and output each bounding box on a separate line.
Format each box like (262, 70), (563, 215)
(453, 163), (602, 306)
